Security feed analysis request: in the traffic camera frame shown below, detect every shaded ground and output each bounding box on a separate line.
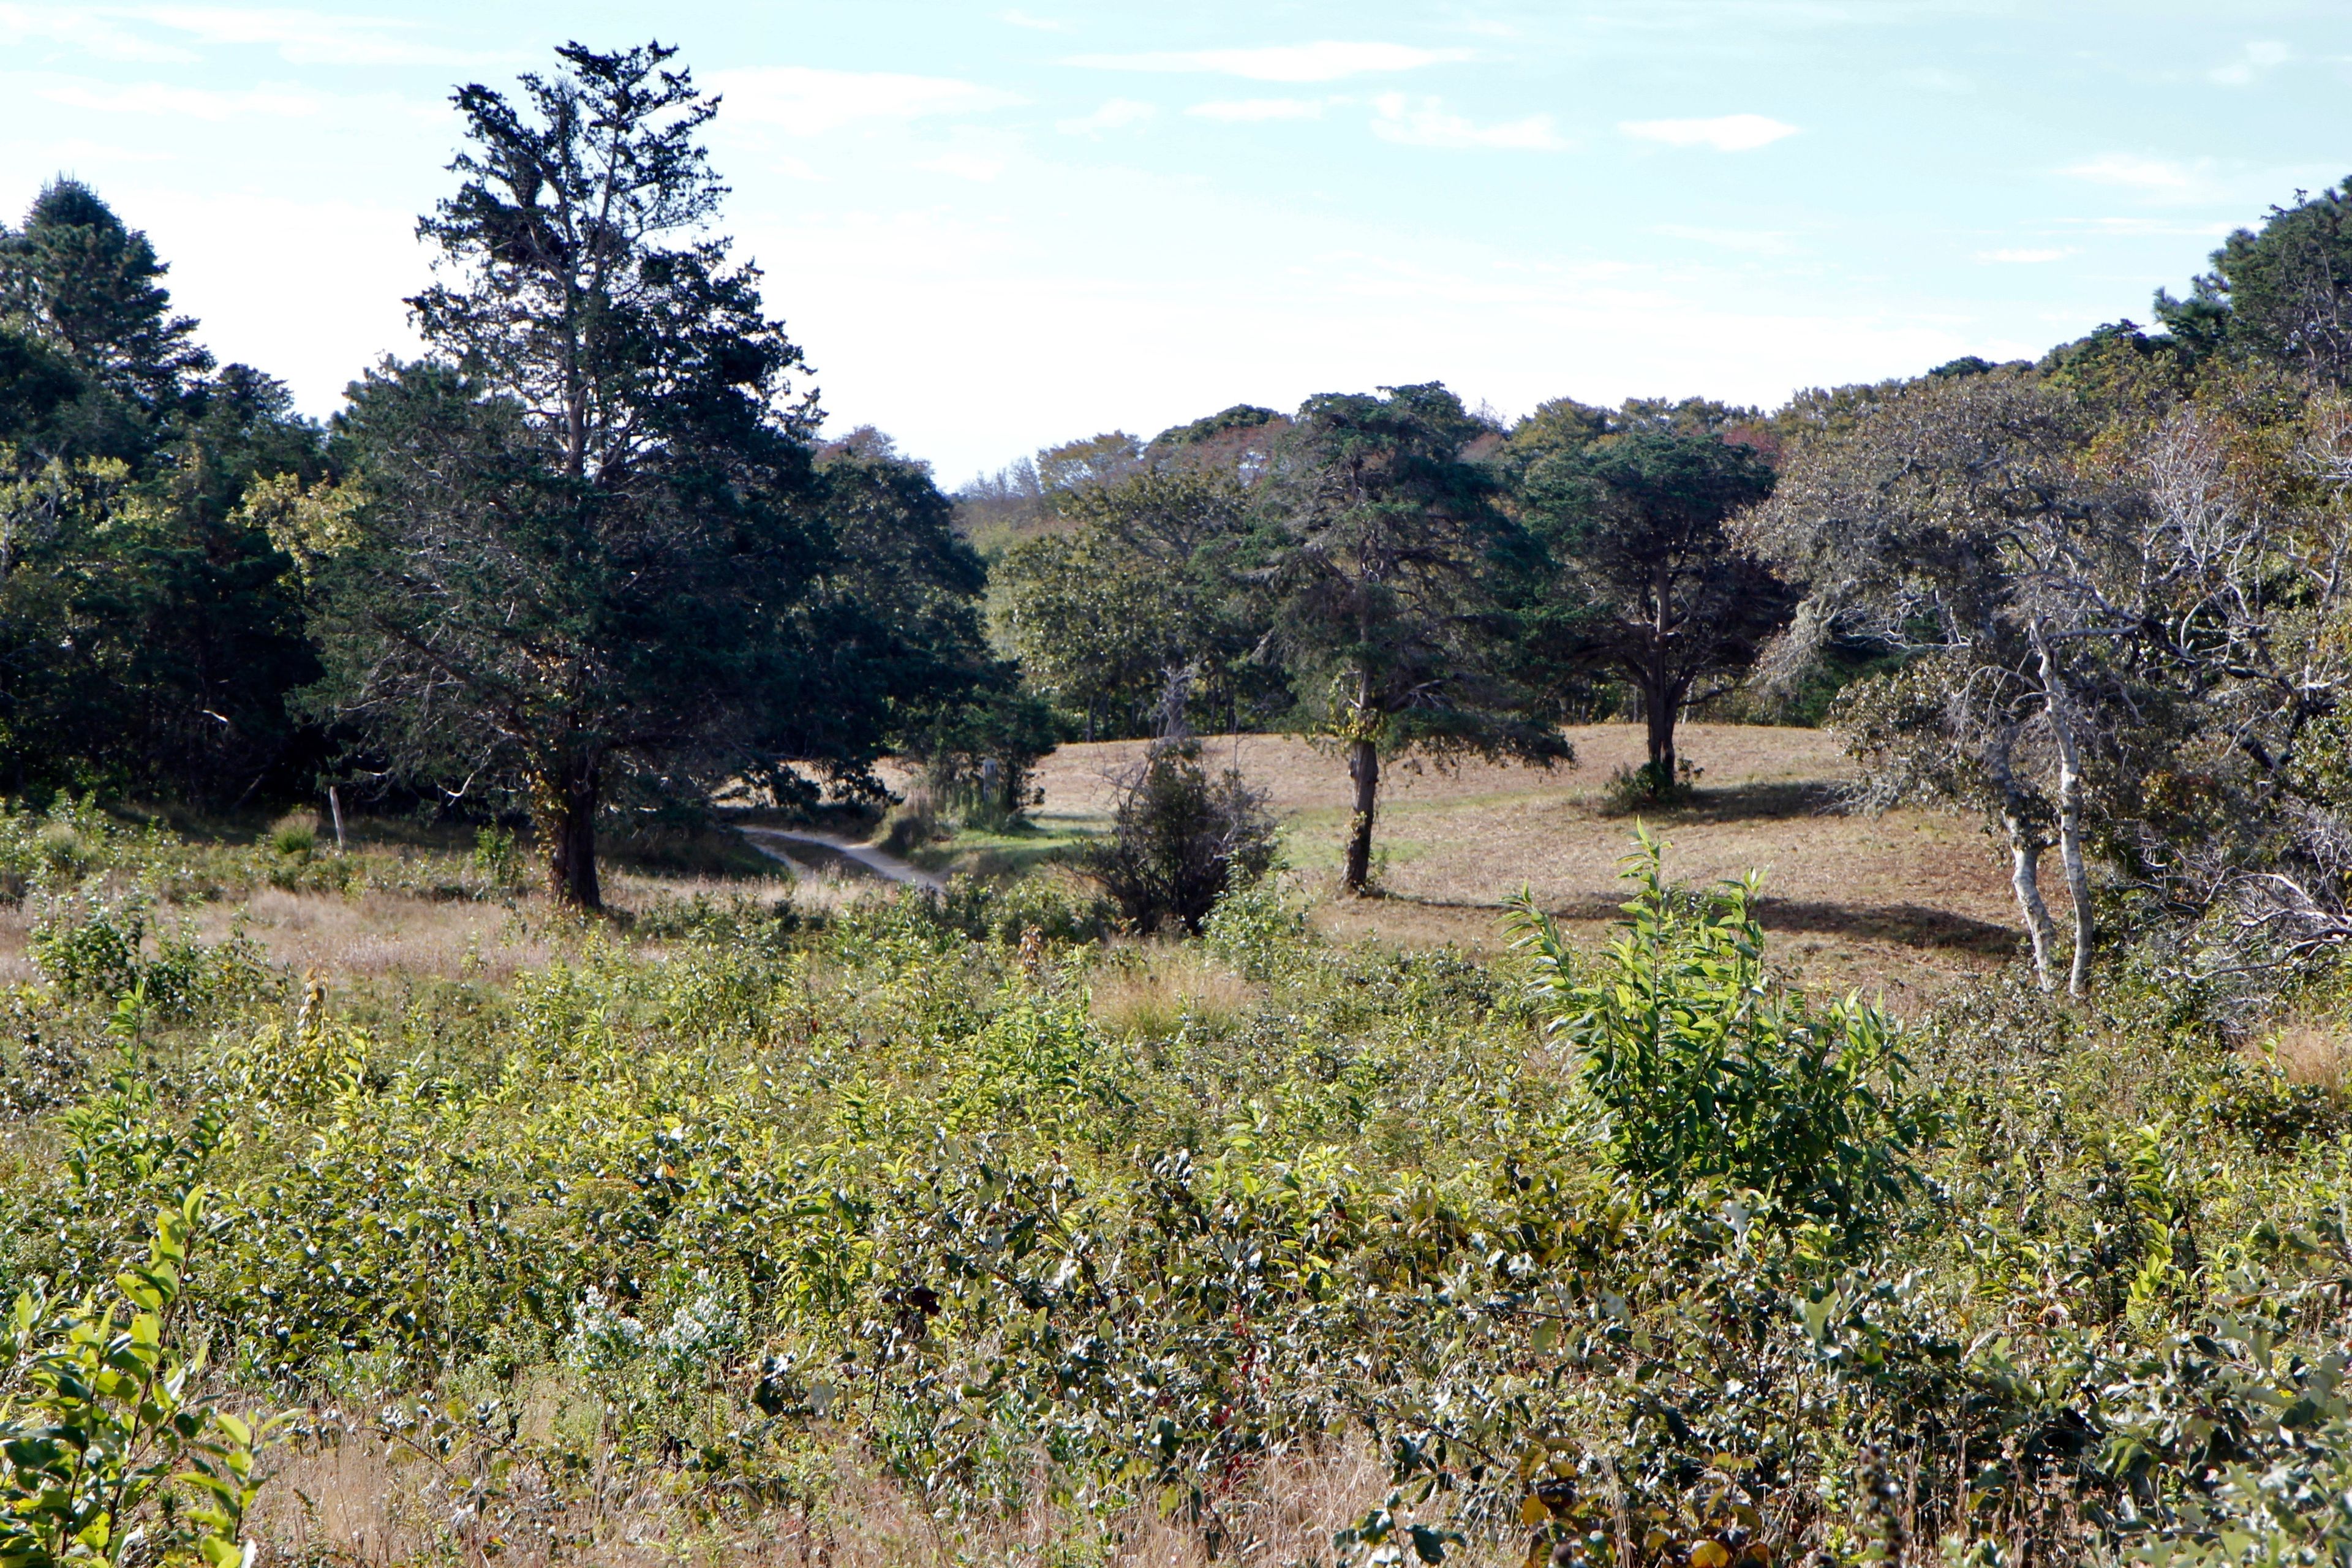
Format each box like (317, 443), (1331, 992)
(1030, 724), (2034, 1010)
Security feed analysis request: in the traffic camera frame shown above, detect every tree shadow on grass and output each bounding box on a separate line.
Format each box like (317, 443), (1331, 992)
(1751, 899), (2018, 956)
(1381, 889), (2018, 956)
(1604, 779), (1850, 823)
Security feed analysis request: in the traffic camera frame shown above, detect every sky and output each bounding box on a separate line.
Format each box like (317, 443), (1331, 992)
(1, 2), (2346, 483)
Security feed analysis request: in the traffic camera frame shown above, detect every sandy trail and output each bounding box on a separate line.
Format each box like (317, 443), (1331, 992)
(739, 827), (948, 892)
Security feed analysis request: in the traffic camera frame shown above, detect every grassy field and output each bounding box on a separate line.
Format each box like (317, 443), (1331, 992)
(24, 724), (2022, 1012)
(1030, 723), (2026, 1009)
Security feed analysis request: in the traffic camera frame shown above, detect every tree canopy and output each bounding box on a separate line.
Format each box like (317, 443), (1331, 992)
(2157, 176), (2352, 380)
(1250, 382), (1567, 892)
(295, 42), (986, 907)
(0, 181), (320, 805)
(1507, 406), (1786, 794)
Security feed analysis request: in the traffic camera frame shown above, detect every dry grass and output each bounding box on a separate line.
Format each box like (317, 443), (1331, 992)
(1034, 725), (2032, 1011)
(250, 1427), (1444, 1567)
(2261, 1017), (2352, 1086)
(193, 889), (558, 983)
(0, 859), (867, 993)
(1088, 944), (1259, 1039)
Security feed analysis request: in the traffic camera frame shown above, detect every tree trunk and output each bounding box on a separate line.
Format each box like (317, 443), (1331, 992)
(1646, 563), (1678, 786)
(1156, 661), (1194, 747)
(2034, 628), (2095, 997)
(1343, 737), (1379, 894)
(1986, 716), (2056, 992)
(2003, 809), (2059, 992)
(1644, 684), (1676, 785)
(541, 755), (602, 911)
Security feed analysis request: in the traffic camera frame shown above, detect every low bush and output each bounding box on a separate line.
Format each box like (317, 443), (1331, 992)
(1084, 742), (1278, 933)
(1600, 757), (1702, 813)
(29, 897), (271, 1022)
(1510, 830), (1940, 1237)
(876, 796), (942, 859)
(266, 811), (318, 859)
(467, 823), (519, 888)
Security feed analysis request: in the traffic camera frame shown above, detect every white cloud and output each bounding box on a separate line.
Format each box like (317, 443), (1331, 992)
(1976, 247), (2076, 263)
(1067, 41), (1471, 83)
(919, 152), (1006, 182)
(13, 135), (179, 165)
(1188, 97), (1324, 122)
(132, 7), (494, 66)
(2211, 40), (2290, 86)
(709, 67), (1025, 136)
(2060, 153), (2203, 195)
(2060, 216), (2238, 237)
(732, 189), (2053, 488)
(1058, 98), (1155, 137)
(997, 8), (1067, 29)
(121, 186), (423, 408)
(38, 79), (322, 118)
(1371, 94), (1564, 151)
(1619, 113), (1798, 151)
(0, 4), (192, 61)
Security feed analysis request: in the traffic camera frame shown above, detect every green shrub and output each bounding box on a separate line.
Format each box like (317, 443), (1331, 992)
(633, 888), (798, 948)
(1600, 758), (1702, 813)
(1508, 829), (1938, 1234)
(1, 1194), (272, 1568)
(0, 796), (120, 898)
(1083, 743), (1278, 934)
(265, 812), (317, 859)
(1202, 870), (1310, 981)
(919, 872), (1116, 946)
(29, 899), (271, 1020)
(468, 823), (520, 888)
(29, 901), (145, 1003)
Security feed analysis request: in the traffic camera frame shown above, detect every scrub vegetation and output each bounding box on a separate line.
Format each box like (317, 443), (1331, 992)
(13, 32), (2352, 1568)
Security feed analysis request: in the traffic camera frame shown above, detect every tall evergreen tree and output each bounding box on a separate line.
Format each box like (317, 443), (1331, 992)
(301, 42), (986, 907)
(1, 180), (211, 420)
(1508, 407), (1787, 794)
(1252, 383), (1567, 893)
(0, 182), (320, 804)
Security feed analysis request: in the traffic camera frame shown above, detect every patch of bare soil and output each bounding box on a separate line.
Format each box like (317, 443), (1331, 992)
(1032, 725), (2030, 1011)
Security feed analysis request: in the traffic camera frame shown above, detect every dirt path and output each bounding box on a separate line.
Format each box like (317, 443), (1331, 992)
(739, 827), (948, 892)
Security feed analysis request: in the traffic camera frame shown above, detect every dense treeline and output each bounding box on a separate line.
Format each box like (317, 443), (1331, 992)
(0, 44), (1011, 910)
(986, 178), (2352, 973)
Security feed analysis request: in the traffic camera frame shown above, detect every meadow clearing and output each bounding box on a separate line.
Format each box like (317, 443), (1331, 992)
(1022, 723), (2022, 1008)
